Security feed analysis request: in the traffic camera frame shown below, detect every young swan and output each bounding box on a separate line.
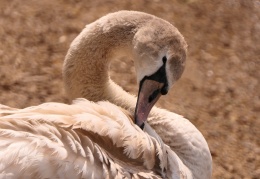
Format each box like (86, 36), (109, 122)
(63, 11), (212, 178)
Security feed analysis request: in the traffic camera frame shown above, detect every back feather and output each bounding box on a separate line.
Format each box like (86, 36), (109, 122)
(0, 99), (190, 179)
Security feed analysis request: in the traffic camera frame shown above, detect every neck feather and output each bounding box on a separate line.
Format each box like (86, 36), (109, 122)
(63, 11), (151, 112)
(63, 11), (212, 179)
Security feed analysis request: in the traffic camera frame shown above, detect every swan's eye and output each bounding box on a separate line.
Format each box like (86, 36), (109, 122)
(162, 56), (167, 64)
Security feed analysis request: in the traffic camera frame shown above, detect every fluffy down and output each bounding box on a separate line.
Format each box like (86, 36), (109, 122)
(0, 99), (190, 179)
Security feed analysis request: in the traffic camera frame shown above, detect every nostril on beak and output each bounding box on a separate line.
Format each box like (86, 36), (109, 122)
(148, 89), (160, 103)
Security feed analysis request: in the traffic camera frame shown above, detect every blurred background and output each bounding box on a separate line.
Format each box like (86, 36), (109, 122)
(0, 0), (259, 178)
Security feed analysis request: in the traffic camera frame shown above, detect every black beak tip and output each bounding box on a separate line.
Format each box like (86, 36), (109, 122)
(139, 123), (145, 130)
(135, 117), (145, 130)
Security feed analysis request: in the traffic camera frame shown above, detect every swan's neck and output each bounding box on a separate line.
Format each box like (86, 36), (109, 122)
(63, 12), (212, 179)
(63, 17), (143, 113)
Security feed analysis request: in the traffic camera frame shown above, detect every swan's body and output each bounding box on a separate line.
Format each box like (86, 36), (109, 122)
(0, 99), (187, 178)
(0, 11), (212, 178)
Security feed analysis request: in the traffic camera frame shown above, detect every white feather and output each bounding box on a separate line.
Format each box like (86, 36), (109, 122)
(0, 10), (212, 179)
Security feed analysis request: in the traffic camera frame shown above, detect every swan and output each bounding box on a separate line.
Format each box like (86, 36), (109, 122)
(0, 10), (212, 178)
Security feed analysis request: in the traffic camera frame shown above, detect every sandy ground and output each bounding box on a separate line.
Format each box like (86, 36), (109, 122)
(0, 0), (259, 178)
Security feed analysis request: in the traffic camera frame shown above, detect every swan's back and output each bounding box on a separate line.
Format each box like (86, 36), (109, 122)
(0, 99), (190, 178)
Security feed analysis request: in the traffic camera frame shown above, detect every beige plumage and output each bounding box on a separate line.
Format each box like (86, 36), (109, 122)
(0, 11), (212, 179)
(0, 99), (186, 178)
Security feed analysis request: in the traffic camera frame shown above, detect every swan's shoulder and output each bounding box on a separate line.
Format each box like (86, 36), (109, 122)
(0, 104), (18, 117)
(0, 99), (190, 178)
(149, 107), (212, 179)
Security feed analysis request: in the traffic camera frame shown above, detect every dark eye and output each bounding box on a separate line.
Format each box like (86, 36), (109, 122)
(162, 56), (167, 64)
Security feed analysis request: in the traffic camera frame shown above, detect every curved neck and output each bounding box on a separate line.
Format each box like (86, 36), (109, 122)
(63, 12), (151, 113)
(63, 11), (212, 179)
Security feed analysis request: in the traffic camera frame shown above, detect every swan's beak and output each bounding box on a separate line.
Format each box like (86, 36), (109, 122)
(135, 79), (166, 129)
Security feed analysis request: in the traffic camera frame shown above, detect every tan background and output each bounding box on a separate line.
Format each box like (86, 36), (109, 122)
(0, 0), (259, 178)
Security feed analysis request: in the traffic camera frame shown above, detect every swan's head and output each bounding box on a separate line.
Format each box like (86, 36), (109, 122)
(132, 20), (187, 128)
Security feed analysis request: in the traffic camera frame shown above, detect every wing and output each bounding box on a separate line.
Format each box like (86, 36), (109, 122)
(0, 99), (186, 179)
